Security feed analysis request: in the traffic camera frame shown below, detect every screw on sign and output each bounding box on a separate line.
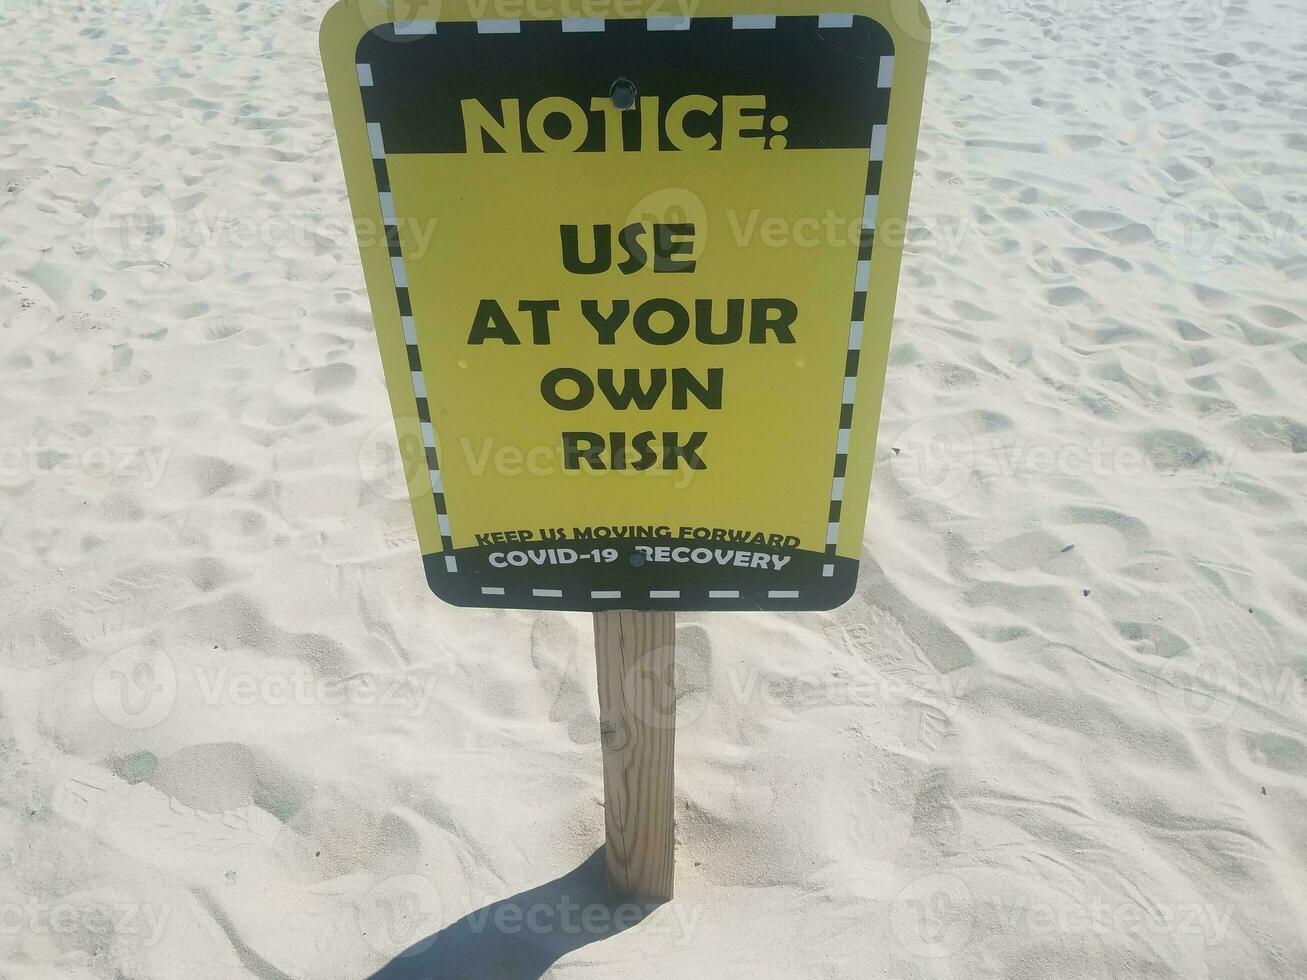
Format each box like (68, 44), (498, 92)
(321, 2), (929, 903)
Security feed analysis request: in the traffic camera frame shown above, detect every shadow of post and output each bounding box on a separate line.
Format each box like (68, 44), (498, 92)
(367, 848), (661, 980)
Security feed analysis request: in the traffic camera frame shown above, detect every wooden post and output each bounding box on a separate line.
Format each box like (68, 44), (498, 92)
(592, 610), (676, 902)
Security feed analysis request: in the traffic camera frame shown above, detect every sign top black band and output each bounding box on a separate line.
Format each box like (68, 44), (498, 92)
(356, 15), (894, 155)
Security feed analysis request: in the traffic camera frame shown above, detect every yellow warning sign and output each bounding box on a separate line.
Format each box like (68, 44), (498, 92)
(321, 1), (929, 610)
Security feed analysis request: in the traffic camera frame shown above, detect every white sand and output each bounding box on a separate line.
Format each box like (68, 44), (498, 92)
(2, 0), (1305, 977)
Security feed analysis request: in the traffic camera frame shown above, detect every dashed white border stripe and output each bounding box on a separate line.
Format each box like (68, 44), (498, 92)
(818, 12), (854, 28)
(854, 258), (871, 291)
(356, 63), (373, 87)
(481, 586), (505, 595)
(878, 55), (895, 88)
(562, 17), (604, 31)
(362, 108), (454, 567)
(863, 194), (880, 230)
(366, 123), (385, 159)
(709, 589), (741, 599)
(870, 124), (887, 162)
(769, 590), (800, 599)
(650, 590), (681, 599)
(394, 20), (437, 35)
(647, 16), (690, 30)
(478, 18), (520, 33)
(849, 321), (864, 350)
(732, 14), (776, 29)
(591, 590), (622, 599)
(533, 588), (563, 598)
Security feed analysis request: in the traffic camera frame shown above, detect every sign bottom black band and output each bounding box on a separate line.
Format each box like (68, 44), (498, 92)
(422, 540), (859, 612)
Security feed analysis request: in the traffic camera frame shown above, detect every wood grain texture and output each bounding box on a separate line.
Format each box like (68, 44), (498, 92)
(592, 610), (676, 902)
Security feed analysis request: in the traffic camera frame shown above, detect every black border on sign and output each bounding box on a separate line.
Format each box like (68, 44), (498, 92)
(353, 14), (895, 611)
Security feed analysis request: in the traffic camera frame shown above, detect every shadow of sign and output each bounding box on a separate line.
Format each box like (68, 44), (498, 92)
(367, 849), (659, 980)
